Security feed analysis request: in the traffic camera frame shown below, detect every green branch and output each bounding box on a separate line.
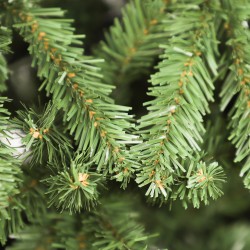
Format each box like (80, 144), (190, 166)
(0, 98), (49, 245)
(0, 97), (23, 245)
(95, 0), (168, 104)
(44, 154), (105, 213)
(8, 197), (151, 250)
(0, 26), (11, 92)
(219, 0), (250, 188)
(6, 2), (139, 187)
(133, 1), (225, 207)
(12, 102), (73, 166)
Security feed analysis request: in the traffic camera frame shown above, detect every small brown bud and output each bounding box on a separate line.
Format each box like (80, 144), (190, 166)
(67, 73), (76, 78)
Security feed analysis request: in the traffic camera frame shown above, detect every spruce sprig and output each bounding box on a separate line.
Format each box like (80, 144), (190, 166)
(133, 1), (225, 206)
(12, 102), (73, 166)
(0, 98), (46, 245)
(7, 197), (151, 250)
(0, 97), (22, 245)
(0, 26), (11, 92)
(7, 2), (139, 187)
(95, 0), (168, 104)
(219, 0), (250, 188)
(44, 154), (105, 213)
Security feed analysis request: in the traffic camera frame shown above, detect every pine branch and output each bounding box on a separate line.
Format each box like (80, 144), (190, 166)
(203, 115), (233, 168)
(0, 26), (11, 92)
(133, 1), (225, 206)
(185, 161), (225, 208)
(44, 154), (105, 213)
(0, 97), (23, 245)
(219, 0), (250, 188)
(7, 197), (151, 250)
(10, 103), (103, 214)
(10, 102), (108, 214)
(11, 102), (73, 166)
(83, 197), (151, 250)
(0, 97), (44, 244)
(95, 0), (168, 104)
(0, 98), (49, 245)
(1, 173), (47, 246)
(4, 2), (139, 187)
(6, 213), (86, 250)
(209, 223), (250, 249)
(0, 26), (11, 53)
(0, 153), (22, 245)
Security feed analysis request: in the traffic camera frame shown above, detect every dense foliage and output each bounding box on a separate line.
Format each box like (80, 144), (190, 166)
(0, 0), (250, 249)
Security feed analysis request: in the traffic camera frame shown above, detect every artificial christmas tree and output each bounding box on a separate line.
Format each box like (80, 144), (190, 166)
(0, 0), (250, 249)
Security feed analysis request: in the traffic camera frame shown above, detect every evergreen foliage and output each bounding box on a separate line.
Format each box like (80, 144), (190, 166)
(0, 0), (249, 248)
(0, 26), (11, 92)
(7, 198), (151, 250)
(0, 98), (23, 245)
(95, 0), (168, 103)
(44, 154), (105, 213)
(11, 1), (139, 187)
(219, 0), (250, 189)
(12, 102), (72, 166)
(133, 0), (225, 207)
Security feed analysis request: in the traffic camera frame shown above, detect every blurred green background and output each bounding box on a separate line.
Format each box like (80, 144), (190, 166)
(6, 0), (250, 249)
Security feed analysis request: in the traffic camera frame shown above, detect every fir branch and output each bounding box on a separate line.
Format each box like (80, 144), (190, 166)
(6, 213), (87, 250)
(0, 54), (8, 92)
(11, 102), (73, 166)
(0, 26), (11, 92)
(95, 0), (168, 104)
(0, 165), (47, 245)
(84, 197), (151, 250)
(139, 155), (226, 209)
(5, 2), (139, 187)
(0, 98), (49, 245)
(44, 154), (105, 213)
(133, 1), (224, 205)
(0, 26), (11, 53)
(219, 0), (250, 188)
(203, 115), (233, 168)
(0, 151), (22, 245)
(0, 96), (10, 129)
(185, 161), (225, 208)
(8, 197), (151, 250)
(149, 156), (226, 209)
(0, 97), (23, 245)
